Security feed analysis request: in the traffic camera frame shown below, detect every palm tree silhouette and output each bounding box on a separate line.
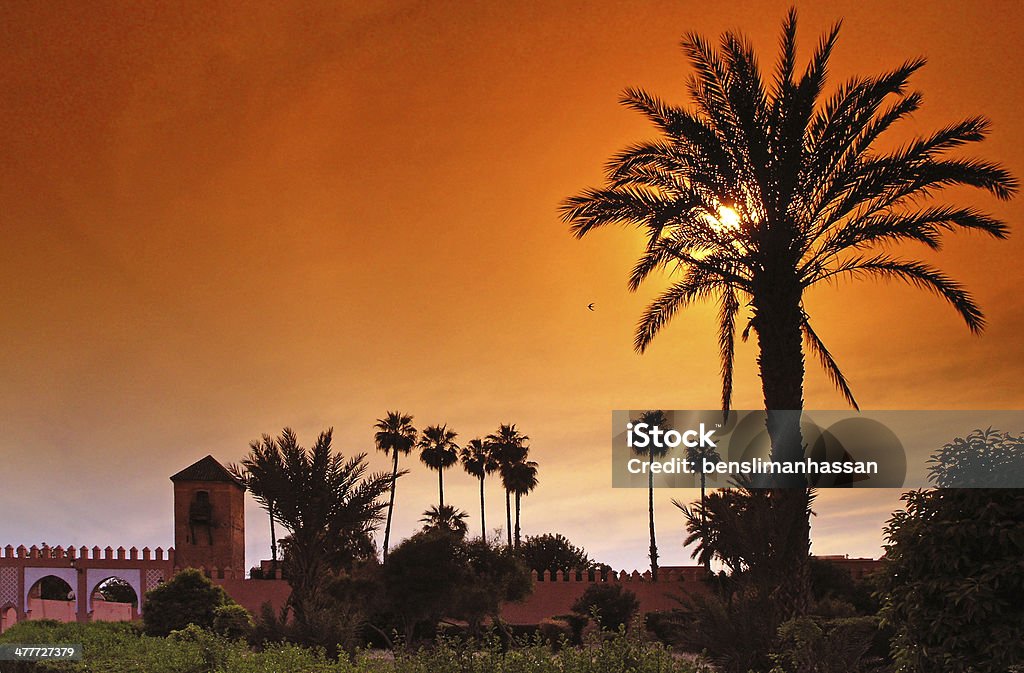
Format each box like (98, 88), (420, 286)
(685, 440), (722, 572)
(486, 424), (530, 547)
(502, 459), (538, 549)
(419, 424), (459, 508)
(460, 438), (499, 539)
(632, 410), (671, 580)
(561, 9), (1015, 615)
(420, 504), (470, 539)
(230, 434), (286, 572)
(374, 410), (417, 564)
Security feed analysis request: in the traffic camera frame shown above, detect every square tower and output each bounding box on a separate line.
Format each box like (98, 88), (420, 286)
(170, 455), (246, 577)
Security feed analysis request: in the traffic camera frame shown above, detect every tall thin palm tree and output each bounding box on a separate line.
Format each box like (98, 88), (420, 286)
(460, 438), (499, 539)
(374, 410), (417, 564)
(632, 410), (671, 580)
(502, 460), (538, 549)
(230, 434), (286, 572)
(561, 9), (1015, 617)
(419, 424), (459, 508)
(486, 424), (530, 547)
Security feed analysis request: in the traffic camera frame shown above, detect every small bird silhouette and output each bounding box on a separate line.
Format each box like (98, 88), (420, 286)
(587, 303), (595, 311)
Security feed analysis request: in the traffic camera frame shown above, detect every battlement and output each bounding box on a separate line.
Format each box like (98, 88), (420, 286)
(1, 545), (174, 563)
(530, 566), (708, 583)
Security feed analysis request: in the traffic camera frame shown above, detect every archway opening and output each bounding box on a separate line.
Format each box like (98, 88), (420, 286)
(0, 606), (16, 634)
(27, 576), (75, 622)
(90, 577), (138, 622)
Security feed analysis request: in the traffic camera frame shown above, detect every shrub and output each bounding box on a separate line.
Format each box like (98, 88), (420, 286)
(571, 583), (639, 631)
(878, 488), (1024, 672)
(213, 604), (254, 639)
(769, 616), (886, 673)
(142, 568), (236, 636)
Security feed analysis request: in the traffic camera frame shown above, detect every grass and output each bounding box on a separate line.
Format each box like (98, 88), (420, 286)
(0, 620), (704, 673)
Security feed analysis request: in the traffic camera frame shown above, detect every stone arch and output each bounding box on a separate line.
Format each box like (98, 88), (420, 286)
(1, 604), (17, 634)
(86, 569), (141, 614)
(24, 568), (77, 619)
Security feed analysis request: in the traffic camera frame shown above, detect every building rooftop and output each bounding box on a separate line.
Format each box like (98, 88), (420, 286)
(169, 455), (245, 488)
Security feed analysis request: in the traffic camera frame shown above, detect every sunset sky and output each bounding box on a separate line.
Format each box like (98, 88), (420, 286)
(2, 1), (1022, 572)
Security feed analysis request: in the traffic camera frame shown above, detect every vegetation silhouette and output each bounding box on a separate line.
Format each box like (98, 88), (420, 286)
(230, 434), (287, 572)
(460, 437), (500, 540)
(561, 6), (1016, 620)
(418, 423), (460, 509)
(632, 410), (671, 580)
(420, 504), (470, 539)
(487, 424), (531, 547)
(927, 426), (1024, 488)
(503, 459), (539, 549)
(373, 410), (418, 563)
(232, 427), (393, 647)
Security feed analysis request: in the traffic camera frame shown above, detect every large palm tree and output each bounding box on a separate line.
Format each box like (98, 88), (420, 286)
(502, 459), (538, 549)
(486, 424), (530, 547)
(632, 410), (671, 580)
(230, 434), (287, 572)
(235, 427), (393, 630)
(561, 9), (1015, 616)
(460, 438), (499, 539)
(419, 424), (459, 508)
(374, 410), (417, 564)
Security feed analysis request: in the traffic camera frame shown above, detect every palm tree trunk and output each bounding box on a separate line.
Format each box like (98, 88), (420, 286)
(514, 492), (522, 548)
(648, 450), (658, 581)
(269, 503), (278, 572)
(752, 275), (811, 619)
(438, 468), (445, 509)
(479, 475), (486, 540)
(700, 471), (709, 572)
(505, 489), (513, 547)
(383, 451), (399, 564)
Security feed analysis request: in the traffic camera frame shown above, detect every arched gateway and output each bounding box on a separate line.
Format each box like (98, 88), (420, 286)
(0, 455), (245, 631)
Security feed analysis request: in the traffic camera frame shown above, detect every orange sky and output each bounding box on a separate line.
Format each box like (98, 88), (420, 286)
(2, 1), (1022, 571)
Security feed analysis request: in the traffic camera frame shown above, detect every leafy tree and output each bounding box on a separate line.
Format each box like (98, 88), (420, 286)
(35, 576), (73, 601)
(518, 533), (593, 577)
(878, 488), (1024, 672)
(487, 424), (530, 547)
(418, 424), (459, 508)
(212, 604), (253, 640)
(632, 410), (671, 579)
(382, 529), (531, 643)
(230, 435), (286, 571)
(142, 568), (235, 637)
(561, 7), (1016, 619)
(927, 427), (1024, 488)
(97, 578), (138, 605)
(502, 459), (538, 548)
(571, 584), (639, 631)
(374, 410), (418, 564)
(420, 504), (470, 539)
(234, 427), (393, 643)
(460, 438), (499, 539)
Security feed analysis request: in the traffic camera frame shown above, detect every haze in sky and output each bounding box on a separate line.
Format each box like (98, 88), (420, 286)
(2, 1), (1022, 571)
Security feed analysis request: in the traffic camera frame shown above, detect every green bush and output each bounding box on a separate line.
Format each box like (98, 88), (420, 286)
(878, 488), (1024, 673)
(142, 568), (236, 637)
(769, 616), (886, 673)
(213, 604), (254, 640)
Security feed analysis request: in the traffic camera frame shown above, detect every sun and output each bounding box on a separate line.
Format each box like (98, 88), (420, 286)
(717, 205), (741, 230)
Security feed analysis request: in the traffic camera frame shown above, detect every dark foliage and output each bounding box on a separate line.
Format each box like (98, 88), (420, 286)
(878, 488), (1024, 672)
(142, 568), (235, 637)
(571, 584), (639, 631)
